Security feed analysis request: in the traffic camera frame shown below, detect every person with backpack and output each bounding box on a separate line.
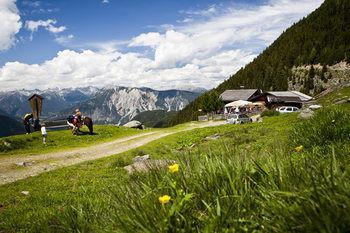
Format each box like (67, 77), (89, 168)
(67, 109), (83, 135)
(23, 113), (33, 134)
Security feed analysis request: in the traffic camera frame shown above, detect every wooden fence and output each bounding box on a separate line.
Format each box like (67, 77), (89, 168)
(43, 119), (69, 131)
(198, 114), (226, 121)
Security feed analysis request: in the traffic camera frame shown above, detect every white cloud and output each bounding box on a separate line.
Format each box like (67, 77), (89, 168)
(0, 0), (324, 91)
(54, 34), (74, 45)
(86, 40), (129, 53)
(129, 32), (164, 48)
(0, 0), (22, 51)
(102, 0), (109, 4)
(25, 19), (66, 40)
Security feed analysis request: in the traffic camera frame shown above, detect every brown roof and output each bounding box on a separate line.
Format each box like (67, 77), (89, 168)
(28, 94), (44, 101)
(220, 89), (261, 102)
(250, 92), (303, 103)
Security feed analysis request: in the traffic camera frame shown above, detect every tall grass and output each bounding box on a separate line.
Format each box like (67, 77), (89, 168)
(261, 109), (280, 117)
(2, 109), (350, 232)
(97, 144), (349, 232)
(291, 107), (350, 153)
(49, 110), (350, 232)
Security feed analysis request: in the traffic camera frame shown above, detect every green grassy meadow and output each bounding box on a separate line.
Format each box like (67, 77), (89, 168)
(0, 120), (215, 158)
(1, 105), (349, 232)
(0, 125), (146, 157)
(317, 86), (350, 108)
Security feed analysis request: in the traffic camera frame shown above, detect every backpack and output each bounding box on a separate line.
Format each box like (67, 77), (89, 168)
(67, 115), (75, 123)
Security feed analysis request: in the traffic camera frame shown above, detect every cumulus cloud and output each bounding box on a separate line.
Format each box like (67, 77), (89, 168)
(0, 0), (324, 91)
(0, 48), (252, 91)
(130, 0), (323, 69)
(0, 0), (22, 51)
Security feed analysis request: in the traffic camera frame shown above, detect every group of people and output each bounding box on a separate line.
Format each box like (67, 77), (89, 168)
(22, 109), (85, 144)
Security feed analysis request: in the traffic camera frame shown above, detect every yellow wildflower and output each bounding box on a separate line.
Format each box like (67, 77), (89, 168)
(168, 164), (179, 173)
(159, 195), (171, 205)
(295, 145), (303, 152)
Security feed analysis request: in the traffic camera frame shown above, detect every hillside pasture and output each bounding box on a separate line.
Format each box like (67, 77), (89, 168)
(1, 108), (349, 232)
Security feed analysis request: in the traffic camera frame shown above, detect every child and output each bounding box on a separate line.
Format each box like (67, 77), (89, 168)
(41, 123), (47, 144)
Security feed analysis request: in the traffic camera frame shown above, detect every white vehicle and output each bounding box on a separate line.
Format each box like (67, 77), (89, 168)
(227, 114), (252, 124)
(277, 106), (300, 113)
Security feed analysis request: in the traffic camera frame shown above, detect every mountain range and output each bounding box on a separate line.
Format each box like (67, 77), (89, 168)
(51, 87), (200, 124)
(0, 86), (200, 135)
(0, 87), (99, 117)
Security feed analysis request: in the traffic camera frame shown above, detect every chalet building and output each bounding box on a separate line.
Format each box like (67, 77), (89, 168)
(219, 89), (262, 103)
(250, 91), (312, 109)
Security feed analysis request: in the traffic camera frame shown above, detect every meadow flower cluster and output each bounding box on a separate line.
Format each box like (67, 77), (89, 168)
(158, 164), (179, 205)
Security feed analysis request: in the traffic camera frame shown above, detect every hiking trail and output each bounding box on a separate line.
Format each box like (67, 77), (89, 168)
(0, 121), (224, 186)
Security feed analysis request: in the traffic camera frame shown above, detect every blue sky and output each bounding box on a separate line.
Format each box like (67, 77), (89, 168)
(0, 0), (323, 91)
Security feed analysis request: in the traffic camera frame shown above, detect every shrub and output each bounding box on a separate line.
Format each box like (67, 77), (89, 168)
(261, 109), (280, 117)
(291, 107), (350, 152)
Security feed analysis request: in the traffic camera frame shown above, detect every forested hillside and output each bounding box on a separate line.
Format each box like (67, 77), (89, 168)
(132, 110), (176, 128)
(170, 0), (350, 125)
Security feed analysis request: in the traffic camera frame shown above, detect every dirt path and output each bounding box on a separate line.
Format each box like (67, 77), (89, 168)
(0, 121), (225, 186)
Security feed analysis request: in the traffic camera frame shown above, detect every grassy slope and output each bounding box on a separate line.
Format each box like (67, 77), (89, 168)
(0, 102), (349, 232)
(317, 86), (350, 105)
(0, 115), (294, 231)
(0, 125), (145, 157)
(0, 119), (218, 158)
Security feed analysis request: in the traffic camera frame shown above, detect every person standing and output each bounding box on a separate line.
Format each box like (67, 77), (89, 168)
(23, 113), (33, 134)
(41, 123), (47, 144)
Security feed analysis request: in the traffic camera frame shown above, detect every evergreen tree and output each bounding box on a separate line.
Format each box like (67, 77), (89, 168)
(320, 65), (327, 81)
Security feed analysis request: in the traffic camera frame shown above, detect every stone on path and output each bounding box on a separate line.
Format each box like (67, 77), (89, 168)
(15, 161), (34, 167)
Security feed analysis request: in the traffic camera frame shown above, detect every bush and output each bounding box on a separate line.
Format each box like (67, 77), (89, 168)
(261, 109), (280, 117)
(291, 107), (350, 152)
